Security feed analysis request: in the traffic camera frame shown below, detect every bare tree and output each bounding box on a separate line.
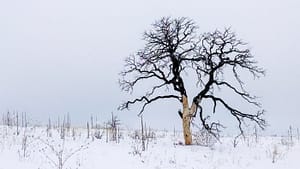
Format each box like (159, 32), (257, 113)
(60, 116), (66, 140)
(107, 112), (120, 142)
(47, 117), (52, 137)
(16, 112), (19, 135)
(66, 113), (71, 134)
(87, 122), (90, 139)
(297, 128), (299, 141)
(140, 116), (145, 151)
(119, 17), (266, 145)
(90, 115), (94, 129)
(6, 111), (11, 126)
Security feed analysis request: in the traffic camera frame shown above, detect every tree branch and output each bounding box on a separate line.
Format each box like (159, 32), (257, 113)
(203, 94), (266, 136)
(119, 95), (181, 116)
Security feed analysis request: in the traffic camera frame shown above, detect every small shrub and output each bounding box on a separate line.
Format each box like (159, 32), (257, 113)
(193, 128), (217, 147)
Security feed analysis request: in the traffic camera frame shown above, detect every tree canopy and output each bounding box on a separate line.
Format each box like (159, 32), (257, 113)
(119, 17), (266, 140)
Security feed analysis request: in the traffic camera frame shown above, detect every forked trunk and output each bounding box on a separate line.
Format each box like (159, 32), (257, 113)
(182, 95), (192, 145)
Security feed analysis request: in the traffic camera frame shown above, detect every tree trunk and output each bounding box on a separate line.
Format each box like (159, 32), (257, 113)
(182, 95), (192, 145)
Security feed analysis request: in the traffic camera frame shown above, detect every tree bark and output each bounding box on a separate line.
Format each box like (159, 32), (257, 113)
(182, 95), (192, 145)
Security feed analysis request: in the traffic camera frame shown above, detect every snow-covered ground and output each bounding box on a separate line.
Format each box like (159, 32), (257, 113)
(0, 125), (299, 169)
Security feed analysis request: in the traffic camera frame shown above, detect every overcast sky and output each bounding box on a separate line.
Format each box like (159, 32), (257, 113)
(0, 0), (299, 134)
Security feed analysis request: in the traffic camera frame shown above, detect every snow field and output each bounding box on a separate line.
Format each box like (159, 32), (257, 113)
(0, 126), (299, 169)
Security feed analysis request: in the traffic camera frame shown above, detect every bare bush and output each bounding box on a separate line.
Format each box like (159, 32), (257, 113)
(94, 129), (104, 140)
(38, 137), (88, 169)
(18, 128), (35, 159)
(266, 144), (282, 163)
(193, 128), (217, 147)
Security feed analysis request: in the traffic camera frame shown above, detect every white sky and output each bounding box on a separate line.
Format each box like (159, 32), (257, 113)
(0, 0), (299, 134)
